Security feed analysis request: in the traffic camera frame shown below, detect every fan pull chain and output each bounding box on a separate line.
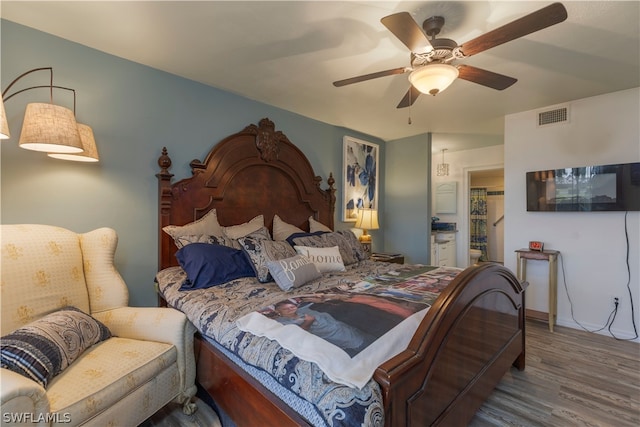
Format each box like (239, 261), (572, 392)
(408, 86), (412, 125)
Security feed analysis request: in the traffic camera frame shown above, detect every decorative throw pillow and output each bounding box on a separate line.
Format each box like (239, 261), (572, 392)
(294, 245), (346, 273)
(222, 215), (265, 240)
(286, 231), (325, 248)
(163, 209), (223, 241)
(336, 230), (369, 261)
(267, 255), (321, 291)
(309, 216), (332, 233)
(244, 226), (272, 242)
(174, 234), (232, 249)
(176, 243), (255, 290)
(238, 237), (296, 283)
(273, 214), (304, 241)
(291, 231), (357, 265)
(0, 307), (112, 388)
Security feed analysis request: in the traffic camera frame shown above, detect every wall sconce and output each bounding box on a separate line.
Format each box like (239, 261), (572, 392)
(436, 148), (449, 176)
(355, 208), (380, 255)
(1, 67), (99, 162)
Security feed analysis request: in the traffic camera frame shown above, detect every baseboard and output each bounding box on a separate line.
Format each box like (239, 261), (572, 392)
(525, 309), (548, 323)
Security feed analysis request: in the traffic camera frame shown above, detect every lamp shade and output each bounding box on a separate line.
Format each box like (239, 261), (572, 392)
(355, 208), (380, 231)
(0, 99), (10, 139)
(409, 64), (459, 96)
(19, 103), (83, 153)
(48, 123), (99, 162)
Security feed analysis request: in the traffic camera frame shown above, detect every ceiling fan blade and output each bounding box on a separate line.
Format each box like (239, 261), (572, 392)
(457, 65), (517, 90)
(381, 12), (432, 54)
(458, 2), (568, 57)
(396, 86), (422, 108)
(333, 67), (408, 87)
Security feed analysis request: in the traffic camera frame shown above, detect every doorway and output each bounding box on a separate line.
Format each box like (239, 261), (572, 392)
(468, 168), (504, 264)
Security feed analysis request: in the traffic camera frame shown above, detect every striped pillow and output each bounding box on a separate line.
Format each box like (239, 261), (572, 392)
(0, 307), (111, 388)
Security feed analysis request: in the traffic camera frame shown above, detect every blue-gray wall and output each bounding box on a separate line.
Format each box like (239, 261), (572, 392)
(1, 20), (389, 306)
(384, 133), (432, 264)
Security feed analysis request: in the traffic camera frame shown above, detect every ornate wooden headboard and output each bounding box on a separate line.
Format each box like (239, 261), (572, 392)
(157, 118), (336, 269)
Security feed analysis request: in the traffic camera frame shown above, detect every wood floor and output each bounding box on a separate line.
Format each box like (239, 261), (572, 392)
(469, 319), (640, 427)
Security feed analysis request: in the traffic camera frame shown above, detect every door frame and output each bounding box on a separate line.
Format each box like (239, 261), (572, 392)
(461, 163), (504, 267)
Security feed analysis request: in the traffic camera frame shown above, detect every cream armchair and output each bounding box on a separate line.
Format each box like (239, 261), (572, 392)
(1, 224), (197, 426)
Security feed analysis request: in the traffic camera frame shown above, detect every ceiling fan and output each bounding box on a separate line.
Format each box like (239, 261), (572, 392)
(333, 2), (568, 108)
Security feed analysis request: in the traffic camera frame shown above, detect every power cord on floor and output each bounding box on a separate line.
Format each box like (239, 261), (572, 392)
(561, 211), (638, 340)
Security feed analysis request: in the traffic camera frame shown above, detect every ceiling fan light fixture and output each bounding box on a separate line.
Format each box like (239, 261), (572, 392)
(409, 64), (459, 96)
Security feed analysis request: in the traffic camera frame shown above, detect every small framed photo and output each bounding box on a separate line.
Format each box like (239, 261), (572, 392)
(342, 136), (378, 222)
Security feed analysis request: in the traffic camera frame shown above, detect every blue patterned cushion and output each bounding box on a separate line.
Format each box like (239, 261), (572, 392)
(336, 230), (369, 261)
(0, 307), (111, 388)
(238, 236), (296, 283)
(174, 234), (232, 249)
(285, 231), (326, 247)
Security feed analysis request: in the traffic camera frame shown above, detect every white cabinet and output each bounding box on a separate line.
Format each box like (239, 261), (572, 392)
(430, 235), (437, 265)
(436, 240), (456, 267)
(435, 182), (457, 214)
(431, 232), (457, 267)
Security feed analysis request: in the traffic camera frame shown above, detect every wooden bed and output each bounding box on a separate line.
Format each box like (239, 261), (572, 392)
(156, 118), (527, 427)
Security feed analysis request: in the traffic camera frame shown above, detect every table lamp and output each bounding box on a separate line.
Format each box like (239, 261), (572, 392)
(355, 208), (379, 254)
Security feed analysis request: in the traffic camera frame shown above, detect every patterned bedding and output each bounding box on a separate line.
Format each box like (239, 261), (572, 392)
(155, 261), (459, 427)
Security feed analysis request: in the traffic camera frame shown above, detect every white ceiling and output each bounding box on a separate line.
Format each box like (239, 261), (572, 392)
(2, 1), (639, 152)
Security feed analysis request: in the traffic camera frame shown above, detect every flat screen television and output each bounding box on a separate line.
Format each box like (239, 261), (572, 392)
(526, 162), (640, 212)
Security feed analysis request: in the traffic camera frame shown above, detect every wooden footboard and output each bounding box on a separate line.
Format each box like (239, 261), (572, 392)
(375, 262), (527, 426)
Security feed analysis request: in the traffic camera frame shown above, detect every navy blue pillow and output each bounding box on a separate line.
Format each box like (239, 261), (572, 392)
(176, 243), (255, 290)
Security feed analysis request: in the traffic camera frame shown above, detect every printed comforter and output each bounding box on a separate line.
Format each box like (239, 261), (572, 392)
(155, 261), (460, 427)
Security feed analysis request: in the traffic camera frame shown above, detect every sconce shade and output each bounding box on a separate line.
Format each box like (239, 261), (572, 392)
(409, 64), (459, 96)
(355, 208), (380, 231)
(0, 99), (10, 139)
(48, 123), (99, 162)
(19, 103), (83, 153)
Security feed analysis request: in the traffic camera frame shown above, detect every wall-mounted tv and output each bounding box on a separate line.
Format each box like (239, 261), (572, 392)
(526, 162), (640, 212)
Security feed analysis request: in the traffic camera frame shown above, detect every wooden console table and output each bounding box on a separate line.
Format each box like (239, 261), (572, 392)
(515, 248), (559, 332)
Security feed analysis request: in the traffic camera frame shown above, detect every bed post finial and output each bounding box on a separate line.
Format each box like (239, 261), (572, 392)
(327, 173), (337, 230)
(157, 147), (174, 270)
(157, 147), (173, 180)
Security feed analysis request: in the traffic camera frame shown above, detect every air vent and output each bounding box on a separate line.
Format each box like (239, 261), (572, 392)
(537, 105), (569, 126)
